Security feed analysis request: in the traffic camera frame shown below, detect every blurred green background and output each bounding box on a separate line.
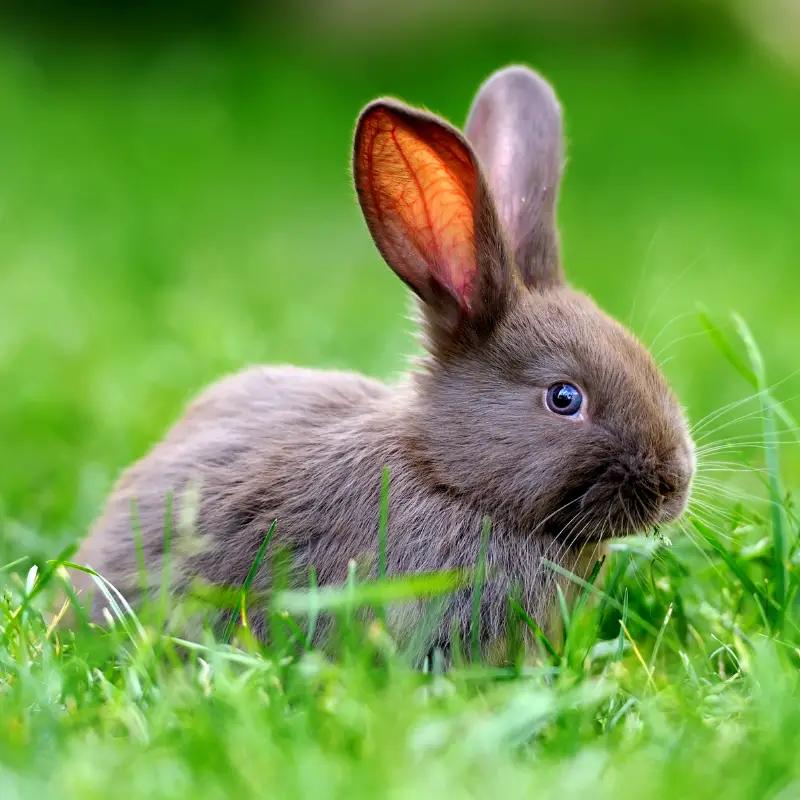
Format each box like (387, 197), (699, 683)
(0, 0), (799, 555)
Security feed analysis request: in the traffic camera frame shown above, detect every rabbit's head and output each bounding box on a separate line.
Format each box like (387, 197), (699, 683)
(353, 66), (694, 541)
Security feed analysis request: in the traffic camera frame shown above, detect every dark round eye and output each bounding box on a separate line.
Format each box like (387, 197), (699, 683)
(546, 383), (583, 416)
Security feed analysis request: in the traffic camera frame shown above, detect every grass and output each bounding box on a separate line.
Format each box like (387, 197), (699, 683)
(5, 357), (800, 800)
(1, 23), (800, 800)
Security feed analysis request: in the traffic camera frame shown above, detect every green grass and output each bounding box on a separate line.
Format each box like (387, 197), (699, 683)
(7, 382), (800, 800)
(2, 25), (800, 800)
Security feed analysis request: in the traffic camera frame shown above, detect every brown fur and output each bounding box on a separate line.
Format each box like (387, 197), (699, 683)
(73, 65), (694, 658)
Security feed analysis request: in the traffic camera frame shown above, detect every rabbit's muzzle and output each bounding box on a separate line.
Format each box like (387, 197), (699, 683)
(575, 446), (693, 539)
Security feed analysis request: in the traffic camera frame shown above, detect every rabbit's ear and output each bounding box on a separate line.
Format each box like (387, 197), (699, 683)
(465, 65), (565, 290)
(353, 99), (513, 343)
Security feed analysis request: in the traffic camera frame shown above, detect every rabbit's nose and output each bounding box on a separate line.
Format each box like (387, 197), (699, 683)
(658, 476), (679, 499)
(657, 447), (694, 522)
(665, 445), (695, 495)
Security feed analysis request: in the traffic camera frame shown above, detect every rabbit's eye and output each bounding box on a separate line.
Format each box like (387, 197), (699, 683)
(546, 383), (583, 416)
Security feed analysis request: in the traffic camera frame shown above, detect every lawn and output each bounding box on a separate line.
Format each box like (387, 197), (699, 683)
(1, 22), (800, 799)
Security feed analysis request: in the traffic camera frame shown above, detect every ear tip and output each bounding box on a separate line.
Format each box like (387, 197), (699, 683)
(356, 97), (416, 127)
(354, 98), (473, 165)
(486, 63), (557, 89)
(473, 63), (562, 115)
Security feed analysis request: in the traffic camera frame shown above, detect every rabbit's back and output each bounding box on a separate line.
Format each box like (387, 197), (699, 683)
(171, 365), (390, 439)
(74, 365), (393, 612)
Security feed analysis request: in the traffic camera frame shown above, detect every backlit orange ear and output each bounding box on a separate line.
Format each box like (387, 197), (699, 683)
(354, 101), (481, 311)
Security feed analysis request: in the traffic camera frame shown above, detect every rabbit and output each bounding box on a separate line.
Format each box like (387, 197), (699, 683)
(72, 65), (695, 658)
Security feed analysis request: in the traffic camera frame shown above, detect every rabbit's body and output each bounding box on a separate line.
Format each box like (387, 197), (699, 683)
(80, 362), (590, 647)
(75, 65), (694, 656)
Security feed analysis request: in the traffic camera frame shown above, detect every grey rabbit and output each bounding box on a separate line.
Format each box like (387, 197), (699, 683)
(73, 65), (695, 656)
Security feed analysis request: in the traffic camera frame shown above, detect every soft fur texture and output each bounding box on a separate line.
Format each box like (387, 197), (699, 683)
(74, 65), (694, 657)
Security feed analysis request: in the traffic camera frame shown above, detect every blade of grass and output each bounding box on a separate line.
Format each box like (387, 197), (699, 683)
(278, 611), (310, 650)
(129, 498), (150, 616)
(728, 311), (799, 437)
(14, 543), (77, 620)
(581, 552), (629, 667)
(169, 638), (269, 668)
(63, 561), (146, 645)
(269, 546), (293, 655)
(698, 309), (791, 625)
(377, 466), (390, 626)
(307, 566), (318, 649)
(697, 307), (756, 387)
(276, 568), (472, 615)
(159, 490), (174, 629)
(450, 615), (465, 671)
(731, 314), (789, 620)
(620, 620), (657, 692)
(58, 572), (90, 631)
(505, 583), (524, 669)
(542, 558), (661, 640)
(510, 597), (559, 664)
(404, 595), (450, 669)
(648, 602), (674, 673)
(471, 516), (492, 663)
(576, 556), (605, 614)
(0, 556), (29, 575)
(222, 520), (277, 644)
(691, 518), (778, 610)
(336, 558), (360, 653)
(379, 466), (389, 581)
(45, 595), (72, 639)
(616, 589), (629, 661)
(556, 584), (571, 641)
(595, 550), (630, 622)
